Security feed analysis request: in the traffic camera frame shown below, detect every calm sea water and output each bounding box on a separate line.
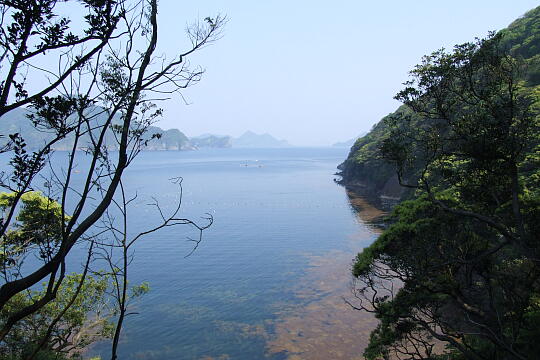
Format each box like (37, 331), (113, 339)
(43, 148), (380, 359)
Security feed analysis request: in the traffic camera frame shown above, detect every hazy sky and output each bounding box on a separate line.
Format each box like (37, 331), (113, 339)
(153, 1), (538, 146)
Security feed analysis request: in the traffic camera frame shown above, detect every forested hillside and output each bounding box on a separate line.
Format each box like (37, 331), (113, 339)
(342, 6), (540, 360)
(339, 6), (540, 202)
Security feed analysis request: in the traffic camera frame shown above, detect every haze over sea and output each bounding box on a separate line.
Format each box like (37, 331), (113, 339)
(68, 147), (381, 360)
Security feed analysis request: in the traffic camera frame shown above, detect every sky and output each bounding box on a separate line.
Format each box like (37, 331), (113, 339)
(130, 2), (539, 146)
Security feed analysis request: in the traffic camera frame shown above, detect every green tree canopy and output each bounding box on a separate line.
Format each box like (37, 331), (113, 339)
(351, 30), (540, 360)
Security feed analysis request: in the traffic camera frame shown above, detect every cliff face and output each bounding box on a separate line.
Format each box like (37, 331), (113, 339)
(337, 106), (413, 202)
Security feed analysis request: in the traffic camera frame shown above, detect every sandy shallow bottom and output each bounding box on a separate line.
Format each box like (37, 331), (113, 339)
(263, 193), (385, 360)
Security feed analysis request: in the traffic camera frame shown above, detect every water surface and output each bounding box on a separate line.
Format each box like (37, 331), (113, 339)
(73, 147), (382, 359)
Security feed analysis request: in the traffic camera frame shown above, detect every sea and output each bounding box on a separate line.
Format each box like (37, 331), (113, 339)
(21, 147), (384, 359)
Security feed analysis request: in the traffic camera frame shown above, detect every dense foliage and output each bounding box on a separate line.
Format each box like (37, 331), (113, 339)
(0, 192), (66, 269)
(1, 274), (112, 360)
(0, 192), (112, 359)
(339, 7), (540, 201)
(346, 6), (540, 360)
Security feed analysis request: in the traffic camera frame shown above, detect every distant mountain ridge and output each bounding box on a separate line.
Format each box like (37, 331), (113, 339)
(0, 107), (230, 151)
(232, 131), (291, 148)
(189, 134), (232, 148)
(0, 108), (292, 151)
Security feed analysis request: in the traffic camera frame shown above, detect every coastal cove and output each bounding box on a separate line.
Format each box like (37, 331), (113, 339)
(70, 147), (385, 359)
(2, 2), (540, 359)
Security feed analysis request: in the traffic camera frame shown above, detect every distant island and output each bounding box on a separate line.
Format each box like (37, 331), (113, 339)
(232, 131), (291, 148)
(0, 107), (198, 151)
(0, 108), (291, 151)
(189, 134), (233, 149)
